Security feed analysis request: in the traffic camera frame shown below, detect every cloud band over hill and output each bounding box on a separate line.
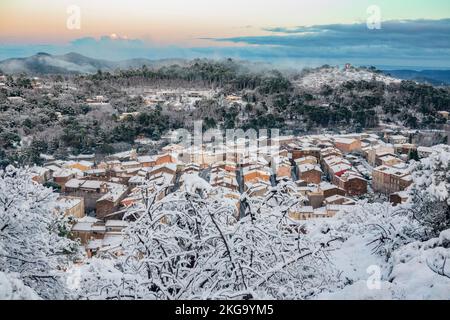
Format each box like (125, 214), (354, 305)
(1, 19), (450, 69)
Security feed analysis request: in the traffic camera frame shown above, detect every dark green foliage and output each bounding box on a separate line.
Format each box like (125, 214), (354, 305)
(43, 181), (61, 192)
(409, 149), (420, 161)
(1, 63), (450, 165)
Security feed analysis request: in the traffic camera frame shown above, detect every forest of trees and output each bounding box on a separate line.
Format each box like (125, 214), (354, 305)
(1, 61), (449, 166)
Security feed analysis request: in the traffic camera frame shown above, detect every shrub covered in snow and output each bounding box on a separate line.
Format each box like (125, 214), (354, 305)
(0, 271), (41, 300)
(407, 145), (450, 238)
(304, 146), (450, 300)
(0, 166), (81, 299)
(77, 179), (335, 300)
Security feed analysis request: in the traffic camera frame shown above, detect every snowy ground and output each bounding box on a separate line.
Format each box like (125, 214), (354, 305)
(304, 200), (450, 300)
(295, 67), (401, 90)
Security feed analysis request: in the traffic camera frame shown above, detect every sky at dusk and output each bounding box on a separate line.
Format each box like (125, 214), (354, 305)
(1, 0), (450, 68)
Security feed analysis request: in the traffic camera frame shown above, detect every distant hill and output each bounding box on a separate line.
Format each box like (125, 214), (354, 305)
(2, 52), (450, 87)
(295, 66), (401, 90)
(0, 52), (187, 75)
(382, 69), (450, 86)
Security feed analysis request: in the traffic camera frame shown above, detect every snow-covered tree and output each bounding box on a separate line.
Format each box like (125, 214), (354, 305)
(0, 166), (80, 299)
(0, 271), (41, 300)
(406, 145), (450, 238)
(241, 179), (306, 227)
(78, 174), (335, 300)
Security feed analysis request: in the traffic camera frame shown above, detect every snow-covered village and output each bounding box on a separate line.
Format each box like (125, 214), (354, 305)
(1, 0), (450, 307)
(2, 126), (450, 300)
